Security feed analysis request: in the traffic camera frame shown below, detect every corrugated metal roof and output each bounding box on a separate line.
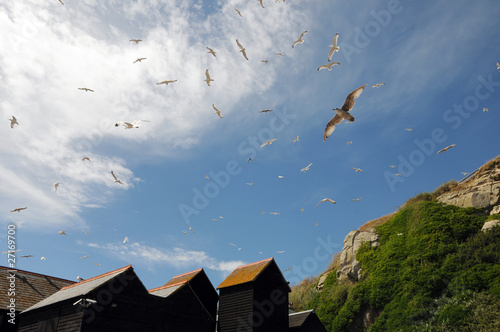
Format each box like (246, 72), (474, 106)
(148, 283), (184, 298)
(21, 265), (134, 313)
(289, 310), (314, 327)
(217, 258), (274, 289)
(0, 265), (75, 312)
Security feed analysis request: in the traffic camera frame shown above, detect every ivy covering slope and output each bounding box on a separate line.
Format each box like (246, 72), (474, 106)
(292, 200), (500, 331)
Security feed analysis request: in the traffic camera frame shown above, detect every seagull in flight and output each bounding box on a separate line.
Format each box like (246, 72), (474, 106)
(318, 62), (340, 71)
(78, 87), (94, 92)
(258, 0), (265, 8)
(58, 0), (64, 4)
(82, 229), (89, 235)
(115, 120), (149, 129)
(9, 116), (19, 128)
(315, 198), (336, 207)
(352, 167), (363, 172)
(372, 83), (386, 88)
(483, 108), (489, 112)
(133, 57), (147, 63)
(82, 157), (91, 161)
(293, 136), (299, 142)
(205, 174), (209, 181)
(41, 257), (46, 260)
(79, 255), (92, 260)
(20, 255), (34, 258)
(347, 141), (352, 144)
(275, 52), (285, 56)
(436, 144), (456, 154)
(301, 163), (313, 172)
(10, 207), (27, 213)
(277, 176), (284, 179)
(292, 31), (307, 48)
(204, 69), (214, 86)
(389, 165), (396, 168)
(123, 236), (129, 243)
(405, 128), (414, 132)
(111, 171), (123, 184)
(260, 138), (277, 148)
(497, 62), (500, 71)
(59, 231), (66, 235)
(235, 8), (242, 16)
(236, 39), (249, 60)
(130, 39), (142, 44)
(259, 109), (273, 113)
(270, 212), (281, 215)
(461, 172), (470, 176)
(351, 197), (363, 202)
(261, 60), (269, 64)
(277, 250), (286, 254)
(92, 263), (102, 266)
(246, 183), (254, 186)
(188, 225), (195, 234)
(156, 80), (177, 85)
(328, 33), (340, 62)
(54, 183), (60, 192)
(207, 47), (216, 57)
(213, 104), (223, 118)
(324, 84), (367, 141)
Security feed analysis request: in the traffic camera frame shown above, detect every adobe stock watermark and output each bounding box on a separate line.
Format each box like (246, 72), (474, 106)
(178, 107), (296, 226)
(74, 271), (135, 323)
(340, 0), (408, 64)
(385, 73), (500, 192)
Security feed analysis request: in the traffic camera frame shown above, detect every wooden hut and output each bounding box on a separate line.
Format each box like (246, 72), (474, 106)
(217, 257), (291, 332)
(0, 266), (75, 332)
(149, 268), (218, 331)
(18, 265), (160, 332)
(289, 310), (327, 332)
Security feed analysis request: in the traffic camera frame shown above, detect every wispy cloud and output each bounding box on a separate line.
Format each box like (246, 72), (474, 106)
(88, 241), (244, 273)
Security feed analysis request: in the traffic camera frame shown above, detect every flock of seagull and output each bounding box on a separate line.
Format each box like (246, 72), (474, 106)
(6, 0), (498, 271)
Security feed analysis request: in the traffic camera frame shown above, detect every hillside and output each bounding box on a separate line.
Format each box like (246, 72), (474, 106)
(290, 155), (500, 331)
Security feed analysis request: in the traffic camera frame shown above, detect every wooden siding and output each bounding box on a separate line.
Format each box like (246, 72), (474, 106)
(18, 305), (82, 332)
(218, 285), (253, 332)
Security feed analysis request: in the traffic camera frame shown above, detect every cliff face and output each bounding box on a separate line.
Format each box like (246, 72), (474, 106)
(333, 155), (500, 287)
(436, 161), (500, 214)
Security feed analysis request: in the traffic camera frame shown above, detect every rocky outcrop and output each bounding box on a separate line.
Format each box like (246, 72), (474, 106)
(437, 164), (500, 214)
(482, 219), (500, 232)
(336, 228), (379, 282)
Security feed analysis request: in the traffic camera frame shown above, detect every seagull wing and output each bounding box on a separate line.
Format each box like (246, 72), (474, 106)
(236, 39), (244, 50)
(323, 114), (343, 141)
(111, 171), (118, 181)
(131, 120), (149, 126)
(341, 84), (367, 112)
(241, 49), (249, 60)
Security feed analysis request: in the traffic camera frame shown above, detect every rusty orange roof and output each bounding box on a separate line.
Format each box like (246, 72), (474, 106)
(164, 268), (202, 287)
(217, 258), (274, 289)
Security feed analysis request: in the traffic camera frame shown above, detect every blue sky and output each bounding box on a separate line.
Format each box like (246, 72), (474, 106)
(1, 0), (500, 290)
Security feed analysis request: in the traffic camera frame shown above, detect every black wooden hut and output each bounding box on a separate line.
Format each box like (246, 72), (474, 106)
(0, 266), (75, 332)
(149, 268), (218, 332)
(289, 310), (327, 332)
(217, 257), (291, 332)
(18, 265), (160, 332)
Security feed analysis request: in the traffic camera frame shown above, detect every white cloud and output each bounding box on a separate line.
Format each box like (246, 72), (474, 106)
(0, 0), (308, 228)
(88, 241), (244, 273)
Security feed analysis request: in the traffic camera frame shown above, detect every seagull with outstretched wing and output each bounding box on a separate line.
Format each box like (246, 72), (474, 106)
(10, 207), (27, 212)
(111, 171), (123, 184)
(292, 31), (307, 48)
(260, 138), (277, 148)
(236, 39), (249, 60)
(372, 83), (386, 88)
(133, 57), (147, 63)
(130, 39), (142, 44)
(235, 8), (242, 16)
(9, 116), (19, 128)
(115, 120), (149, 129)
(318, 62), (340, 71)
(436, 144), (456, 154)
(156, 80), (177, 85)
(328, 33), (340, 62)
(78, 87), (94, 92)
(207, 47), (216, 57)
(213, 104), (223, 118)
(315, 198), (336, 207)
(204, 69), (214, 86)
(323, 84), (367, 141)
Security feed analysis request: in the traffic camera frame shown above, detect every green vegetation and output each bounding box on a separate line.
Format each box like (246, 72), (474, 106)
(291, 200), (500, 331)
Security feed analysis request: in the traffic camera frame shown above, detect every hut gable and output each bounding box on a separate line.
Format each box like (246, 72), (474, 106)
(0, 266), (75, 332)
(217, 258), (291, 332)
(289, 310), (327, 332)
(19, 265), (158, 332)
(149, 268), (218, 332)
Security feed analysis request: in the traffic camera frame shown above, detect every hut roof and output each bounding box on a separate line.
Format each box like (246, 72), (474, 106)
(0, 265), (75, 312)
